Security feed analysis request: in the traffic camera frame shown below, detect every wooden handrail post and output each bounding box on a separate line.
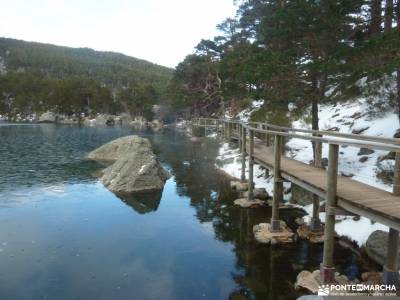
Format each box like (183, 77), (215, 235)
(241, 126), (247, 181)
(265, 125), (270, 147)
(314, 140), (322, 168)
(281, 130), (286, 154)
(393, 152), (400, 195)
(271, 134), (283, 232)
(223, 121), (226, 138)
(321, 143), (339, 283)
(383, 152), (400, 285)
(247, 129), (254, 201)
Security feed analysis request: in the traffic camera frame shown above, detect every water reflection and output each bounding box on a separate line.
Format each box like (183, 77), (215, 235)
(116, 191), (162, 214)
(0, 125), (361, 300)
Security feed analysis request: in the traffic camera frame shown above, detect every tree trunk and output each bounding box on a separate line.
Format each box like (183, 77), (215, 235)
(397, 69), (400, 123)
(370, 0), (382, 36)
(396, 0), (400, 26)
(397, 1), (400, 124)
(311, 75), (320, 162)
(385, 0), (394, 31)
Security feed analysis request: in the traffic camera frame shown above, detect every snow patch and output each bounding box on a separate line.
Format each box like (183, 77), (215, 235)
(236, 99), (264, 122)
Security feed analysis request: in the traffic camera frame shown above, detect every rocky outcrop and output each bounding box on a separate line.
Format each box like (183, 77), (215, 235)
(98, 114), (115, 126)
(39, 111), (57, 123)
(130, 117), (148, 128)
(88, 135), (171, 194)
(365, 230), (400, 266)
(115, 113), (132, 125)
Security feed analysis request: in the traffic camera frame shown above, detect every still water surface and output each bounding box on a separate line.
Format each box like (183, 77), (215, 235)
(0, 124), (358, 300)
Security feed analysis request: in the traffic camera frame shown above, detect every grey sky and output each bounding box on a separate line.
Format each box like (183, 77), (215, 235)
(0, 0), (237, 68)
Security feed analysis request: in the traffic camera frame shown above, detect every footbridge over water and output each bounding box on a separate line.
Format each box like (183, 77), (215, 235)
(192, 117), (400, 285)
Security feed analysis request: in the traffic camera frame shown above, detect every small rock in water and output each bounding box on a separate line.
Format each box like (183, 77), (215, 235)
(359, 156), (369, 163)
(234, 198), (265, 208)
(253, 221), (294, 244)
(297, 224), (324, 244)
(361, 272), (382, 285)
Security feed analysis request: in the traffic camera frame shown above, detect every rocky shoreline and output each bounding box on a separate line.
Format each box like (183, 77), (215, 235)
(0, 111), (167, 129)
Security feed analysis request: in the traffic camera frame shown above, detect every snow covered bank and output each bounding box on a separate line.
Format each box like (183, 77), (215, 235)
(212, 98), (398, 246)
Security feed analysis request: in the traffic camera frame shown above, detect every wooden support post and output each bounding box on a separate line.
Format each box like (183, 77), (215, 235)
(384, 153), (400, 285)
(310, 195), (321, 231)
(241, 126), (246, 181)
(384, 228), (400, 285)
(321, 143), (339, 283)
(247, 130), (254, 201)
(216, 119), (220, 135)
(266, 126), (270, 147)
(311, 140), (323, 231)
(204, 119), (207, 136)
(271, 134), (283, 232)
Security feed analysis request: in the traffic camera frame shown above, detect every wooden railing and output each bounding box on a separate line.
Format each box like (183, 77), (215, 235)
(192, 117), (400, 283)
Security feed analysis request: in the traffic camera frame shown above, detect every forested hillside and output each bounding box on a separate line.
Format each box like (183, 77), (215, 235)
(0, 38), (172, 118)
(168, 0), (400, 128)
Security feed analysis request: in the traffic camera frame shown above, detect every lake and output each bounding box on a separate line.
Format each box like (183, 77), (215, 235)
(0, 124), (358, 300)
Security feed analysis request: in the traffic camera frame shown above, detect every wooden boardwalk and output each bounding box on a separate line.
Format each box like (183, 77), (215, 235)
(193, 117), (400, 284)
(249, 138), (400, 231)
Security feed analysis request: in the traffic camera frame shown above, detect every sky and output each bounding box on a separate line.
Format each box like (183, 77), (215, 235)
(0, 0), (237, 68)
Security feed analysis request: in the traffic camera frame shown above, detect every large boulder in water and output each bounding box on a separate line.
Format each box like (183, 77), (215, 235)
(365, 230), (400, 266)
(88, 135), (171, 194)
(87, 135), (150, 161)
